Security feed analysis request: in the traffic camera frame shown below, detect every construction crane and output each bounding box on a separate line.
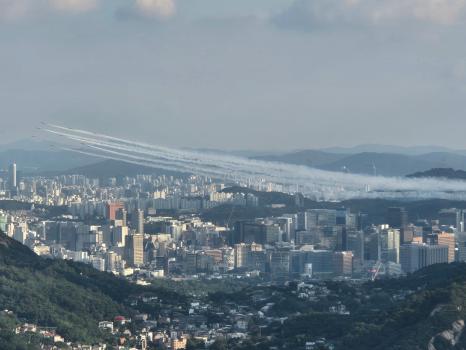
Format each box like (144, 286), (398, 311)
(371, 261), (383, 281)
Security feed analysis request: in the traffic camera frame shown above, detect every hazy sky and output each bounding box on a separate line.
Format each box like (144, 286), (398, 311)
(1, 0), (466, 150)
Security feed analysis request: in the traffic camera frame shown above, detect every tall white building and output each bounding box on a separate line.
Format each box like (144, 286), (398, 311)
(9, 162), (16, 190)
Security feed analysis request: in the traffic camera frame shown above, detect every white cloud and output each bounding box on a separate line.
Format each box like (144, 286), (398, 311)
(368, 0), (466, 25)
(276, 0), (466, 30)
(135, 0), (176, 19)
(0, 0), (99, 20)
(0, 0), (32, 20)
(49, 0), (99, 13)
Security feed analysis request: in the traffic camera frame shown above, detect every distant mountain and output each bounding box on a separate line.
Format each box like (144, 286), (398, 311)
(407, 168), (466, 180)
(59, 151), (466, 178)
(254, 150), (346, 168)
(0, 149), (98, 173)
(4, 141), (466, 178)
(321, 144), (466, 156)
(253, 150), (466, 176)
(61, 159), (185, 178)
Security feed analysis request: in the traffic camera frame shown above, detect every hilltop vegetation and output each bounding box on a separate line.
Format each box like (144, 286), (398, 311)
(204, 186), (466, 225)
(407, 168), (466, 181)
(0, 231), (185, 346)
(203, 263), (466, 350)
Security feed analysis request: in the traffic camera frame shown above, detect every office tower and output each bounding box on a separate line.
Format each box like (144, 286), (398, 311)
(297, 212), (308, 231)
(320, 226), (339, 250)
(234, 221), (267, 244)
(184, 252), (197, 274)
(269, 249), (290, 281)
(400, 243), (448, 274)
(59, 222), (78, 250)
(347, 230), (364, 263)
(247, 249), (267, 273)
(282, 213), (298, 240)
(336, 207), (350, 225)
(386, 207), (408, 229)
(91, 257), (105, 272)
(295, 230), (315, 245)
(106, 202), (124, 221)
(301, 250), (333, 276)
(336, 226), (347, 251)
(437, 232), (455, 263)
(333, 251), (353, 276)
(275, 217), (294, 242)
(381, 229), (400, 264)
(356, 212), (369, 231)
(234, 243), (249, 268)
(125, 233), (144, 267)
(9, 162), (16, 190)
(364, 231), (381, 261)
(116, 208), (127, 226)
(401, 225), (415, 244)
(106, 251), (121, 272)
(290, 250), (306, 275)
(132, 209), (144, 234)
(13, 223), (28, 244)
(265, 224), (281, 244)
(306, 209), (337, 228)
(113, 226), (128, 247)
(456, 232), (466, 262)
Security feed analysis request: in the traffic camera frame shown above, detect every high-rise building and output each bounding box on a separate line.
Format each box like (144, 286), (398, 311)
(269, 249), (290, 281)
(234, 243), (249, 268)
(400, 243), (448, 274)
(106, 251), (121, 272)
(132, 209), (144, 234)
(106, 202), (124, 221)
(386, 207), (408, 229)
(437, 232), (455, 263)
(364, 231), (381, 261)
(125, 233), (144, 267)
(115, 208), (127, 226)
(9, 162), (16, 190)
(347, 230), (364, 264)
(457, 232), (466, 262)
(113, 226), (128, 247)
(333, 251), (353, 276)
(234, 221), (267, 244)
(297, 212), (308, 231)
(306, 209), (337, 228)
(381, 228), (400, 264)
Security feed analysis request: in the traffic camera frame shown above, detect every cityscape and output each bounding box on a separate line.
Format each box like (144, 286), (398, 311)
(4, 0), (466, 349)
(1, 155), (466, 349)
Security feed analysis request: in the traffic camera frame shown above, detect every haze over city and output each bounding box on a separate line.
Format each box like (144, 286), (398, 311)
(2, 0), (466, 150)
(4, 1), (466, 350)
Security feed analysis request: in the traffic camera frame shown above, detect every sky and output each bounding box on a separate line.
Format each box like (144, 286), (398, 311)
(1, 0), (466, 151)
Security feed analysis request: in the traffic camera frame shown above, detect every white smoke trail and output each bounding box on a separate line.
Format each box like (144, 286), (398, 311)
(43, 124), (466, 201)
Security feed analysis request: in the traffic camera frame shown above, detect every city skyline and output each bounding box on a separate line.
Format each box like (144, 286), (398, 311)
(2, 0), (466, 149)
(2, 2), (466, 349)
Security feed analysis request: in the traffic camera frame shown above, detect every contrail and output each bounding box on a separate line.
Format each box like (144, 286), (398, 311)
(43, 124), (466, 201)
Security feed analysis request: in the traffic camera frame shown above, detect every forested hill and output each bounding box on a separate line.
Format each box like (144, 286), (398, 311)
(407, 168), (466, 180)
(0, 231), (184, 349)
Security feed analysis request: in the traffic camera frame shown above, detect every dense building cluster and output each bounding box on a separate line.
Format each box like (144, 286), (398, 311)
(2, 163), (466, 349)
(0, 163), (463, 282)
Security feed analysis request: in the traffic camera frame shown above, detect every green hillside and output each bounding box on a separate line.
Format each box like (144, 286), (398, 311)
(0, 231), (184, 348)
